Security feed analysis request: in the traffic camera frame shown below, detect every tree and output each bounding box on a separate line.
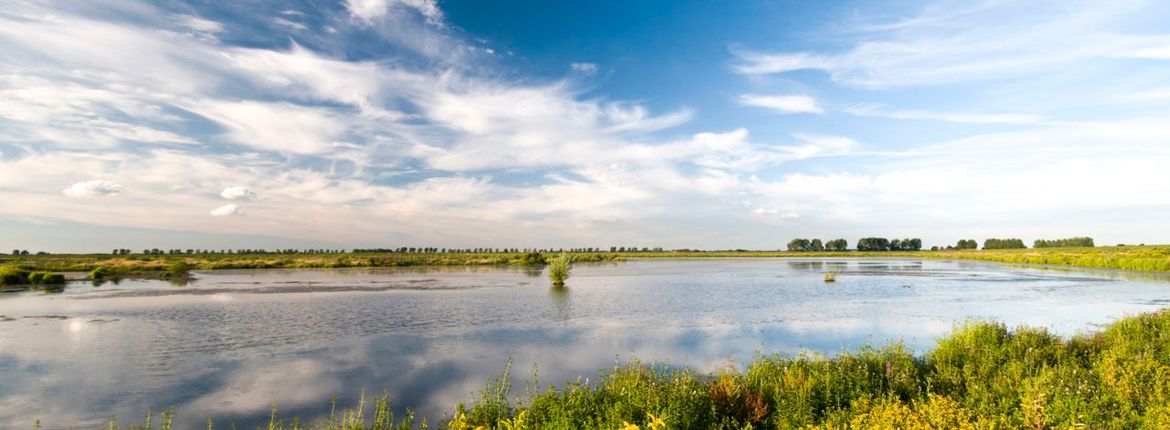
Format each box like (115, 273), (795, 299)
(826, 239), (848, 251)
(1034, 237), (1095, 248)
(983, 238), (1026, 250)
(787, 238), (812, 252)
(956, 239), (978, 250)
(810, 239), (824, 252)
(857, 237), (890, 251)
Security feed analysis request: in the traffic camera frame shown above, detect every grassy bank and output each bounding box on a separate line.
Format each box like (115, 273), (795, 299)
(4, 245), (1168, 279)
(53, 309), (1170, 429)
(0, 252), (620, 279)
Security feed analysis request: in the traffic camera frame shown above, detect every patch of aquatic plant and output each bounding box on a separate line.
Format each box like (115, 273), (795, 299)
(45, 310), (1170, 429)
(547, 253), (571, 287)
(0, 265), (30, 285)
(0, 266), (65, 287)
(823, 271), (837, 283)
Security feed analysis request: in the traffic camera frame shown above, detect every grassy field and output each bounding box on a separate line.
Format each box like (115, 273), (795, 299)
(2, 245), (1169, 279)
(53, 309), (1170, 429)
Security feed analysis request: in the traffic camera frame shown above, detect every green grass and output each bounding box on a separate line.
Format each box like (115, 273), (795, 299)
(51, 309), (1170, 429)
(547, 253), (572, 287)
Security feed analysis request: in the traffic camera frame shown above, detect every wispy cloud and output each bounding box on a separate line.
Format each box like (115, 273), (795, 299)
(842, 103), (1046, 125)
(570, 62), (598, 74)
(345, 0), (442, 24)
(737, 94), (823, 114)
(733, 1), (1170, 88)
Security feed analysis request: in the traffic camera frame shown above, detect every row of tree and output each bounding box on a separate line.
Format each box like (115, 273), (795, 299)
(1034, 237), (1095, 248)
(787, 238), (922, 252)
(353, 247), (665, 254)
(786, 239), (849, 252)
(857, 238), (923, 251)
(982, 238), (1027, 249)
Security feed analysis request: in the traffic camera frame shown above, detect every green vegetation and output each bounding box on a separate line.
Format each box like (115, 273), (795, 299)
(2, 244), (1169, 281)
(854, 237), (922, 251)
(548, 253), (572, 287)
(0, 251), (622, 279)
(982, 238), (1026, 250)
(0, 265), (29, 285)
(955, 239), (978, 250)
(824, 239), (847, 252)
(58, 309), (1170, 429)
(1035, 236), (1095, 248)
(166, 259), (192, 278)
(823, 271), (837, 283)
(0, 266), (64, 287)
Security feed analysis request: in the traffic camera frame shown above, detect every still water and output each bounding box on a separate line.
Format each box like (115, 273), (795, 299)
(2, 258), (1168, 428)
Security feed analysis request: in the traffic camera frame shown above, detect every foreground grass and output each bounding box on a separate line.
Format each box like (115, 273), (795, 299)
(67, 309), (1170, 429)
(3, 245), (1169, 279)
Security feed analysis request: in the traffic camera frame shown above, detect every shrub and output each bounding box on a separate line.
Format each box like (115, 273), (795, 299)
(42, 273), (66, 284)
(0, 266), (29, 285)
(167, 260), (191, 278)
(90, 266), (109, 280)
(548, 253), (571, 287)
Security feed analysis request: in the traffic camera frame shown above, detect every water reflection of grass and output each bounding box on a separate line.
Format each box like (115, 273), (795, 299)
(62, 309), (1170, 429)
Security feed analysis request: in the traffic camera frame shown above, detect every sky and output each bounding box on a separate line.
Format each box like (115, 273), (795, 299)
(2, 0), (1170, 252)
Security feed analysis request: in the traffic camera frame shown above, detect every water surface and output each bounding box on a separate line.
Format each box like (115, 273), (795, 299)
(1, 258), (1168, 428)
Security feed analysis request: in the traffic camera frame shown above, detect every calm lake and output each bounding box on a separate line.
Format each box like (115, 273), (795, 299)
(2, 258), (1169, 428)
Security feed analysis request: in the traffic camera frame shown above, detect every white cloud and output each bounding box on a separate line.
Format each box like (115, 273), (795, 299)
(346, 0), (442, 24)
(220, 187), (256, 201)
(188, 100), (347, 155)
(737, 94), (823, 114)
(62, 180), (123, 198)
(273, 17), (308, 31)
(843, 103), (1046, 124)
(210, 204), (244, 217)
(1128, 45), (1170, 60)
(570, 62), (598, 74)
(175, 15), (223, 34)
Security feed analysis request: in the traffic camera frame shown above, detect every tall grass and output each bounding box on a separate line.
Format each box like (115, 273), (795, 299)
(547, 253), (572, 287)
(48, 309), (1170, 429)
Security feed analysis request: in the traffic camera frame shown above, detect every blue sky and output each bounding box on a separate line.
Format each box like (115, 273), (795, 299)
(2, 0), (1170, 252)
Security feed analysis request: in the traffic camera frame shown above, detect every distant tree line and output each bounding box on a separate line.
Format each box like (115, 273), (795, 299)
(785, 238), (849, 252)
(855, 237), (923, 251)
(351, 247), (665, 254)
(118, 248), (346, 255)
(982, 238), (1026, 249)
(786, 238), (925, 252)
(1034, 237), (1095, 248)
